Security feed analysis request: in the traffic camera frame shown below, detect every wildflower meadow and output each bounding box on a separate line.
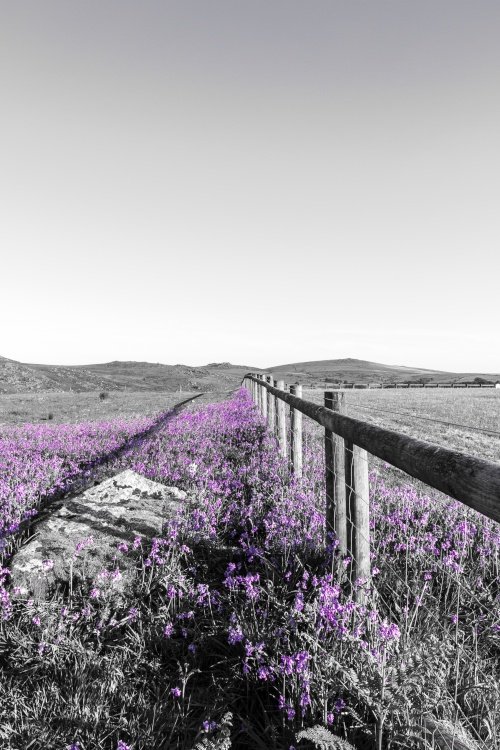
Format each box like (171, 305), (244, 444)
(0, 413), (163, 559)
(0, 388), (498, 749)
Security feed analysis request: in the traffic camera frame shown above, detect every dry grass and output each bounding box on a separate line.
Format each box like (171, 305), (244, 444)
(0, 390), (198, 425)
(303, 387), (500, 463)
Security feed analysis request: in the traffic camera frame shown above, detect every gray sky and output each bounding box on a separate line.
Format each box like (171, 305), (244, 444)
(1, 1), (499, 371)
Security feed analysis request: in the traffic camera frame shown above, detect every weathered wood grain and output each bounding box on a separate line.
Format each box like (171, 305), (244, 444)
(290, 384), (303, 477)
(276, 379), (287, 458)
(266, 375), (276, 433)
(260, 374), (268, 419)
(324, 392), (347, 552)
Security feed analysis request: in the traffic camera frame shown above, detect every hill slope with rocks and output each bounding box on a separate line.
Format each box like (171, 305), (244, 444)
(2, 354), (498, 394)
(0, 356), (262, 394)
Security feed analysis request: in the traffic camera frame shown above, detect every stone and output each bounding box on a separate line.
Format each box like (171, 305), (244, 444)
(10, 469), (187, 601)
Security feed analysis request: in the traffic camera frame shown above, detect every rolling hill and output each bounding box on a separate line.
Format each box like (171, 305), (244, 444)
(1, 355), (498, 394)
(0, 356), (263, 394)
(266, 358), (500, 386)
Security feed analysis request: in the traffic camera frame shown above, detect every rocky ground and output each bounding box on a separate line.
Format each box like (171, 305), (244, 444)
(10, 470), (186, 602)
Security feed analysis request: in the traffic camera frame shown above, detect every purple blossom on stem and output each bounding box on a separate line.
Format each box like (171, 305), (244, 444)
(378, 620), (401, 642)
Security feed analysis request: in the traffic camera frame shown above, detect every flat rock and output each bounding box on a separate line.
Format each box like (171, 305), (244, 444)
(10, 469), (186, 600)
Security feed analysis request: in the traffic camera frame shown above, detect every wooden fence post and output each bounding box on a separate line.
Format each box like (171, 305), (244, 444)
(257, 374), (263, 413)
(266, 375), (275, 433)
(324, 391), (334, 546)
(289, 384), (303, 477)
(324, 392), (347, 553)
(276, 380), (287, 458)
(353, 445), (371, 596)
(344, 440), (355, 580)
(273, 380), (279, 439)
(261, 375), (267, 419)
(344, 439), (370, 603)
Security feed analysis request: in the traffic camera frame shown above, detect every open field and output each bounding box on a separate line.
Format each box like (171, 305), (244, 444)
(303, 387), (500, 463)
(0, 390), (199, 425)
(1, 388), (498, 749)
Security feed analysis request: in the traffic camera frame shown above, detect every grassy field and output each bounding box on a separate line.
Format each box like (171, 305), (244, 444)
(3, 387), (497, 463)
(0, 390), (199, 425)
(303, 387), (500, 463)
(1, 388), (499, 749)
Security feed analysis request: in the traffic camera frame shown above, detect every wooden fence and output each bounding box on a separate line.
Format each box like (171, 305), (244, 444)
(305, 382), (498, 389)
(243, 373), (500, 603)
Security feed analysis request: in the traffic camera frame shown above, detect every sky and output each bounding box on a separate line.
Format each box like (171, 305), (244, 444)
(1, 1), (499, 372)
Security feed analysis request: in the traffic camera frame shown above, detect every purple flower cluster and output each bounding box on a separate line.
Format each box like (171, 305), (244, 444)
(0, 414), (159, 551)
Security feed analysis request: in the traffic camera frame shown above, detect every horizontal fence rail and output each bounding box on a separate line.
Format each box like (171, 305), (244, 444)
(243, 373), (500, 602)
(245, 374), (500, 522)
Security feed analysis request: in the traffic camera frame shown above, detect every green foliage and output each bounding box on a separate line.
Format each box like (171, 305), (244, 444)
(355, 635), (452, 716)
(421, 716), (483, 750)
(194, 713), (233, 750)
(296, 725), (356, 749)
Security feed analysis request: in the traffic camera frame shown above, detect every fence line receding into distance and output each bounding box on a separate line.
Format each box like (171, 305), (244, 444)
(243, 373), (500, 604)
(310, 382), (499, 389)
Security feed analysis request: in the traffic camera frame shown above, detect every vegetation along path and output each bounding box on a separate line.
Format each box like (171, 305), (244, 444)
(0, 387), (498, 750)
(0, 392), (205, 563)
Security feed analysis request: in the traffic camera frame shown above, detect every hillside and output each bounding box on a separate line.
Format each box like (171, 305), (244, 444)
(2, 355), (499, 394)
(266, 357), (500, 385)
(0, 356), (262, 394)
(0, 355), (59, 393)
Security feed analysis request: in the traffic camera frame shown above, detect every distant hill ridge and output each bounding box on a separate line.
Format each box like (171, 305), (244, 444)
(266, 358), (500, 386)
(0, 356), (263, 394)
(0, 355), (498, 394)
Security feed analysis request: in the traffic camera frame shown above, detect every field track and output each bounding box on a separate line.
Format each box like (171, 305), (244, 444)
(0, 392), (206, 563)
